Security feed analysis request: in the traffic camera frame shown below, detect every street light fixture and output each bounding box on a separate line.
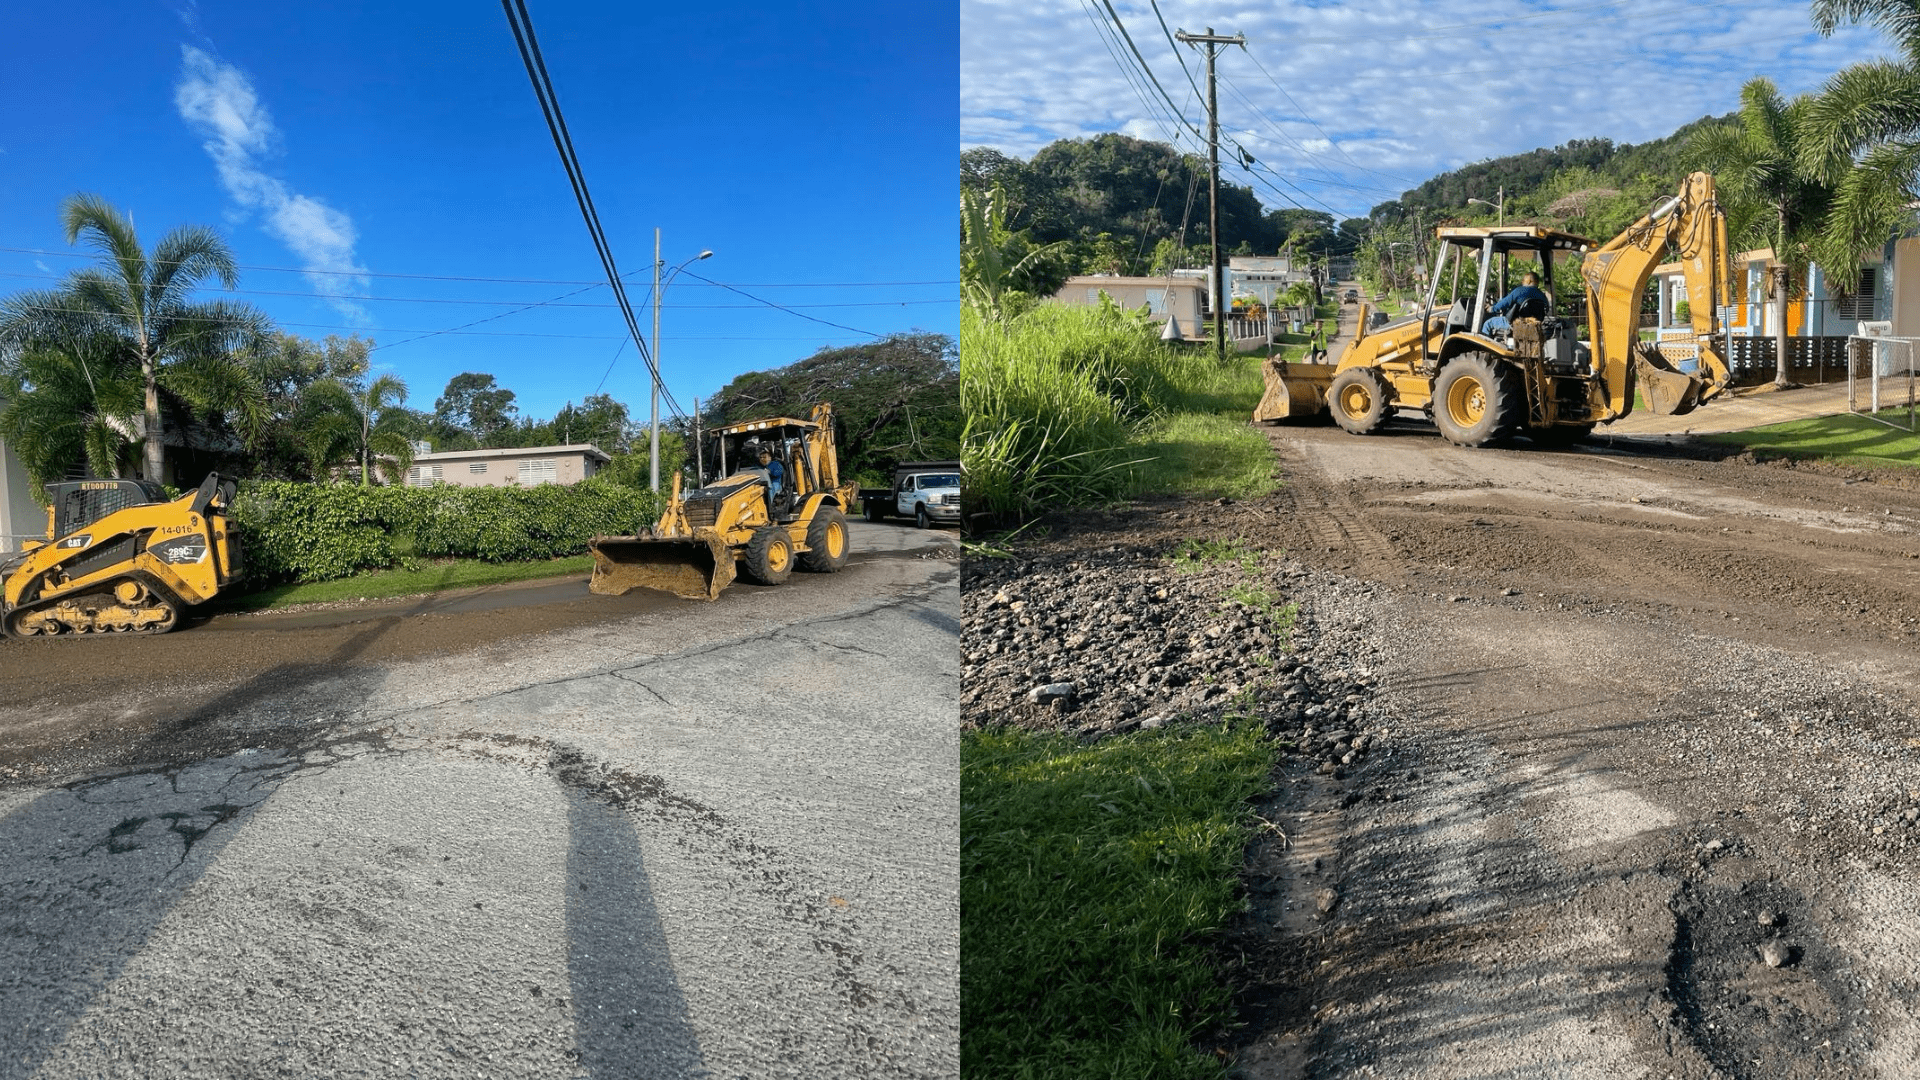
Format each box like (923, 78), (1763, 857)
(1467, 188), (1506, 226)
(651, 233), (714, 492)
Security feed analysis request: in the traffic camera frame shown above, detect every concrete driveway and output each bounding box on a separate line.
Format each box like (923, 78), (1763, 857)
(0, 521), (959, 1079)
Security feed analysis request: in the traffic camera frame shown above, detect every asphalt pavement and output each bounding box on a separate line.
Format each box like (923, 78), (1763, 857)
(0, 520), (959, 1079)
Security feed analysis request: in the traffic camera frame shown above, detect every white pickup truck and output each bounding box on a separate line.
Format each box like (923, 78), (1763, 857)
(860, 460), (961, 529)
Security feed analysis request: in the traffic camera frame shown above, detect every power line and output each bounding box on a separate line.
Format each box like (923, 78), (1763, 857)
(0, 271), (950, 308)
(0, 245), (954, 288)
(676, 269), (884, 339)
(500, 0), (687, 420)
(1235, 49), (1420, 187)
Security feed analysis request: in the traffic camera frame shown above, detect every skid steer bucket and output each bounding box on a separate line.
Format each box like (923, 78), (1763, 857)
(588, 530), (736, 601)
(1254, 359), (1337, 422)
(1632, 345), (1704, 417)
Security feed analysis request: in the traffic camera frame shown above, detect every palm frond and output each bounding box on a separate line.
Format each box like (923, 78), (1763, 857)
(149, 224), (240, 305)
(1812, 0), (1920, 62)
(157, 352), (270, 448)
(1798, 61), (1920, 181)
(1811, 138), (1920, 282)
(61, 194), (147, 312)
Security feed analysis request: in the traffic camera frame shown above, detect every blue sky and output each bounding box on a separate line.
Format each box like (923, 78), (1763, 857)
(964, 0), (1892, 222)
(1, 2), (957, 427)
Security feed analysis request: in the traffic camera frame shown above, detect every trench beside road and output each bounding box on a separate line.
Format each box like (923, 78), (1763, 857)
(0, 521), (959, 1080)
(965, 418), (1920, 1080)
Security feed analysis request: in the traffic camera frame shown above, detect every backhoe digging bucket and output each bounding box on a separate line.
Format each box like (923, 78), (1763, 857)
(588, 531), (736, 601)
(1632, 345), (1704, 417)
(1254, 359), (1337, 422)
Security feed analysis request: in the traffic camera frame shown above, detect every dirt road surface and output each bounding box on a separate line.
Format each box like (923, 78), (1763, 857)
(0, 521), (959, 1079)
(966, 416), (1920, 1080)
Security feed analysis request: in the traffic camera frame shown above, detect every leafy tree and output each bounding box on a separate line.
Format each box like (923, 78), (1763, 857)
(304, 374), (417, 486)
(433, 372), (519, 446)
(0, 194), (272, 483)
(962, 186), (1067, 321)
(1799, 0), (1920, 287)
(705, 332), (957, 480)
(1688, 79), (1835, 386)
(245, 333), (373, 480)
(0, 331), (143, 486)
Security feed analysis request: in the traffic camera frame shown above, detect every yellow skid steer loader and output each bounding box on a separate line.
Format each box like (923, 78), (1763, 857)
(2, 473), (242, 637)
(588, 403), (854, 601)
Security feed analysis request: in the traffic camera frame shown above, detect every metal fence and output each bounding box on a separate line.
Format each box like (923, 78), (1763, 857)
(1847, 335), (1920, 432)
(1724, 335), (1853, 382)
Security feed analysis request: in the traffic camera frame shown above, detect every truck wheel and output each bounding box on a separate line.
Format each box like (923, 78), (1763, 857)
(916, 503), (931, 529)
(742, 526), (794, 585)
(1328, 367), (1391, 435)
(1432, 353), (1523, 447)
(864, 500), (884, 522)
(801, 507), (851, 573)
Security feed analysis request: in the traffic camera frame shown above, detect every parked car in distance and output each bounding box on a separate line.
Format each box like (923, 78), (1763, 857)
(859, 461), (961, 528)
(1344, 289), (1360, 303)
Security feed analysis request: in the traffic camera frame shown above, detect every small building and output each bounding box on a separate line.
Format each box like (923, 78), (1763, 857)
(398, 444), (610, 489)
(1053, 275), (1208, 334)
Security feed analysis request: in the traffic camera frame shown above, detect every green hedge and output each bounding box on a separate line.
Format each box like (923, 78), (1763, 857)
(230, 479), (665, 584)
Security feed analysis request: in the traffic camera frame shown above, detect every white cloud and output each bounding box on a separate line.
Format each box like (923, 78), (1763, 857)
(174, 45), (369, 321)
(34, 260), (50, 274)
(962, 0), (1895, 220)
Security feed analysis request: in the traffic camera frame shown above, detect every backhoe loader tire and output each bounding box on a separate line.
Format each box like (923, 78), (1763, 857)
(743, 526), (795, 585)
(1328, 368), (1391, 435)
(1433, 353), (1523, 447)
(801, 506), (851, 573)
(1526, 422), (1594, 447)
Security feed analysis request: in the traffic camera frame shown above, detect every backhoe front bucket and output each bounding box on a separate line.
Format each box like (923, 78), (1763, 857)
(1254, 359), (1337, 422)
(588, 530), (736, 601)
(1632, 346), (1704, 417)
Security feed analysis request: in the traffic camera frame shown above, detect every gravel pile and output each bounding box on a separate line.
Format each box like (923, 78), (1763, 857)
(960, 544), (1399, 776)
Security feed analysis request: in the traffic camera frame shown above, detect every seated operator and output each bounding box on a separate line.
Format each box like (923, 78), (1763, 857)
(1480, 271), (1550, 335)
(758, 446), (785, 498)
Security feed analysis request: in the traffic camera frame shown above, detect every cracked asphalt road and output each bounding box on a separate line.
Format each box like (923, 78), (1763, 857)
(0, 522), (959, 1079)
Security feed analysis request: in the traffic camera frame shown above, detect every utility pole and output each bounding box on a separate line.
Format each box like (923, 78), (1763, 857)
(650, 227), (663, 492)
(1176, 26), (1245, 365)
(693, 395), (703, 485)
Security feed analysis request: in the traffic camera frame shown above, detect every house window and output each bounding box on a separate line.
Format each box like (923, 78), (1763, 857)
(1836, 266), (1878, 323)
(519, 459), (557, 485)
(469, 462), (488, 474)
(407, 465), (443, 488)
(1148, 291), (1168, 315)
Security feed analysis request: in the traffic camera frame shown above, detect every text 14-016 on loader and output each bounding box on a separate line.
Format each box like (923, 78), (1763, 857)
(1256, 172), (1735, 447)
(1, 473), (243, 637)
(586, 403), (856, 601)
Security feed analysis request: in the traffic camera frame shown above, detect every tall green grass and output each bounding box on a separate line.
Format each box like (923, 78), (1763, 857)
(962, 301), (1271, 518)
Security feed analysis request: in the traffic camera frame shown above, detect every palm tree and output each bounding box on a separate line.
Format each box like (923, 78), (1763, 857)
(0, 194), (272, 482)
(303, 374), (416, 485)
(0, 331), (143, 486)
(1800, 0), (1920, 291)
(1687, 80), (1835, 387)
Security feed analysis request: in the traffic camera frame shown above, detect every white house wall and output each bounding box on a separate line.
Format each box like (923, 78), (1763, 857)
(0, 430), (45, 554)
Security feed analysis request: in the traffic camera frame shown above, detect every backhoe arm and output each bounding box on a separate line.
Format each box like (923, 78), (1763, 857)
(1579, 172), (1734, 418)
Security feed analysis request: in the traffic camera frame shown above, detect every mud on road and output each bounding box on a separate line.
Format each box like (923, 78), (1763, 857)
(963, 418), (1920, 1079)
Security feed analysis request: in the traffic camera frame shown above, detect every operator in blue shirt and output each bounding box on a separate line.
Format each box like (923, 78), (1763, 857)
(758, 447), (785, 497)
(1480, 271), (1550, 334)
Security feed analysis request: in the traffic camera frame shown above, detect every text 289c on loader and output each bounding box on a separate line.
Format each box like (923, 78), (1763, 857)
(1, 473), (242, 637)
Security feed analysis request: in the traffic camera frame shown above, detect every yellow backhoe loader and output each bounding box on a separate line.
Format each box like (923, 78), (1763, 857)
(587, 403), (854, 600)
(1, 473), (242, 637)
(1256, 172), (1734, 446)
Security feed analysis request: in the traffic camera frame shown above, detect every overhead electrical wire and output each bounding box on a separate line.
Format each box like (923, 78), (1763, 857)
(500, 0), (687, 420)
(675, 269), (884, 339)
(0, 245), (952, 288)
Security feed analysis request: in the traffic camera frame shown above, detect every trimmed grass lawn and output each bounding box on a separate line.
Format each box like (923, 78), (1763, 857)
(1702, 410), (1920, 468)
(961, 720), (1278, 1080)
(213, 555), (593, 612)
